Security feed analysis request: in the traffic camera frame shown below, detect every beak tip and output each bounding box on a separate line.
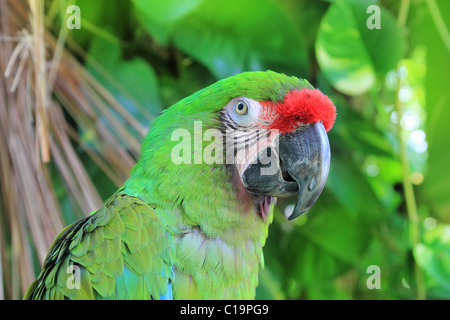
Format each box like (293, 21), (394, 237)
(286, 204), (308, 220)
(287, 211), (306, 220)
(287, 213), (298, 221)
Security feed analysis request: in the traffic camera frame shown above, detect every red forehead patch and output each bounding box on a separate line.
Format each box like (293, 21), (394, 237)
(266, 89), (336, 133)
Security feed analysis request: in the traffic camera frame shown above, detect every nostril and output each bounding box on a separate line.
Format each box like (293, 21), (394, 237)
(308, 176), (317, 191)
(284, 171), (295, 182)
(280, 158), (295, 182)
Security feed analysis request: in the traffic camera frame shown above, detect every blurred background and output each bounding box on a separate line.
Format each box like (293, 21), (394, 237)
(0, 0), (449, 300)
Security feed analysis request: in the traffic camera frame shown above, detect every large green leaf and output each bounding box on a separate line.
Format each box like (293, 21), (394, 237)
(86, 36), (162, 123)
(301, 201), (372, 265)
(289, 239), (351, 299)
(315, 0), (404, 95)
(414, 224), (450, 298)
(134, 0), (309, 79)
(331, 100), (394, 158)
(326, 155), (388, 222)
(133, 0), (202, 24)
(67, 0), (133, 48)
(260, 206), (354, 299)
(132, 0), (203, 44)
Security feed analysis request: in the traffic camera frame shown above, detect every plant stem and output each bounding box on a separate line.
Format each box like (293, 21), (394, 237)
(398, 0), (410, 28)
(395, 0), (426, 300)
(394, 75), (425, 300)
(426, 0), (450, 53)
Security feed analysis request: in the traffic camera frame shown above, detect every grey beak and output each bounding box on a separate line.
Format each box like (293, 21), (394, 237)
(241, 122), (330, 220)
(279, 122), (330, 220)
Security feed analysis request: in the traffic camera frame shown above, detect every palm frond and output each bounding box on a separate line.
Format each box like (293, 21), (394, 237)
(0, 0), (151, 299)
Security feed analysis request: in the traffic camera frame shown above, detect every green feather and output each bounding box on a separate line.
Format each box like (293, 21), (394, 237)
(25, 193), (174, 300)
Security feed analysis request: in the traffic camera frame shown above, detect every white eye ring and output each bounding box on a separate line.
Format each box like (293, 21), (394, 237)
(234, 99), (249, 115)
(227, 97), (261, 127)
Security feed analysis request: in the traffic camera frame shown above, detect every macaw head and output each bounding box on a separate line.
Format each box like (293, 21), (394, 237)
(212, 71), (336, 220)
(132, 71), (336, 221)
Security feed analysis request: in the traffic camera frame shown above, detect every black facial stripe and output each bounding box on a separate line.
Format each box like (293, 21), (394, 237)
(218, 104), (270, 153)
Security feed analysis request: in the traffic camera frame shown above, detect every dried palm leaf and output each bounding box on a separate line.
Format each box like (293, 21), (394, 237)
(0, 0), (153, 299)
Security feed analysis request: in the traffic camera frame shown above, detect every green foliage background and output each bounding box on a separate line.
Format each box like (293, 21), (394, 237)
(36, 0), (450, 299)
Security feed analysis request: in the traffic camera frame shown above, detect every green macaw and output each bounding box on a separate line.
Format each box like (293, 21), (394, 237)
(25, 70), (336, 300)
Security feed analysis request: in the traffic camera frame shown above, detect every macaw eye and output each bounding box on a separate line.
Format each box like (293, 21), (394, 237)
(235, 100), (249, 115)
